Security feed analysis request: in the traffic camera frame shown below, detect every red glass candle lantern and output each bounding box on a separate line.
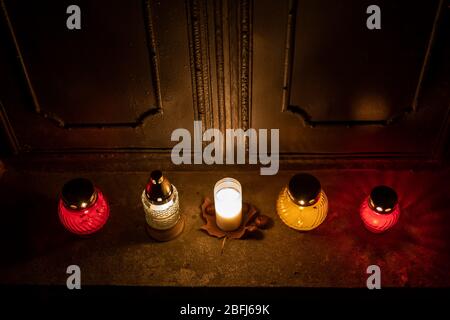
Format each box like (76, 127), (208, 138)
(360, 185), (400, 233)
(58, 178), (110, 235)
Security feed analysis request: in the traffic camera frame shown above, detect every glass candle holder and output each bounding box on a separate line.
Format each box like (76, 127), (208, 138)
(360, 185), (400, 233)
(214, 178), (242, 231)
(58, 178), (110, 235)
(277, 173), (328, 231)
(142, 170), (180, 231)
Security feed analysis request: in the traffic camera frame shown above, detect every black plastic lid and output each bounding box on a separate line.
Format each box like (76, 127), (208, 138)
(145, 170), (173, 204)
(61, 178), (97, 210)
(369, 185), (398, 214)
(287, 173), (321, 206)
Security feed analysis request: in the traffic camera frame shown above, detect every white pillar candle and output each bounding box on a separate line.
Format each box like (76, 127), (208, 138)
(214, 178), (242, 231)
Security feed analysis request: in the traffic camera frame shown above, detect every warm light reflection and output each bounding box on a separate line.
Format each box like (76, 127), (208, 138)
(315, 170), (448, 286)
(351, 93), (389, 120)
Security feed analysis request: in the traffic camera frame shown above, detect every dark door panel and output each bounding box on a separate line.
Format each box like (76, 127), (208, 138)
(252, 0), (449, 157)
(0, 0), (194, 151)
(289, 0), (439, 122)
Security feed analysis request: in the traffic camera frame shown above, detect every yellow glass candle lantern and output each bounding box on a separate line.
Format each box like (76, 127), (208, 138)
(276, 173), (328, 231)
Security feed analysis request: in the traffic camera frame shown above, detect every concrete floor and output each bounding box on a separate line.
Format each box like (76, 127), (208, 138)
(0, 167), (449, 287)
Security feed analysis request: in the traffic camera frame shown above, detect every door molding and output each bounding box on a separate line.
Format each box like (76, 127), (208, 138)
(186, 0), (253, 131)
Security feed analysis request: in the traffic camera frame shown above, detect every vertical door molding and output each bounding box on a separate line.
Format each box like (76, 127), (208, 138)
(186, 0), (214, 130)
(237, 0), (253, 130)
(186, 0), (253, 131)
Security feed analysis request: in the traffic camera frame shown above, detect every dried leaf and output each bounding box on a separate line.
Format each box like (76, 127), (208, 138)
(254, 215), (271, 229)
(205, 206), (215, 215)
(227, 204), (259, 239)
(200, 197), (226, 238)
(200, 198), (261, 240)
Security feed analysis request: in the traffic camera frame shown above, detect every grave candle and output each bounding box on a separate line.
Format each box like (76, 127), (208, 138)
(58, 178), (110, 235)
(360, 185), (400, 233)
(214, 178), (242, 231)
